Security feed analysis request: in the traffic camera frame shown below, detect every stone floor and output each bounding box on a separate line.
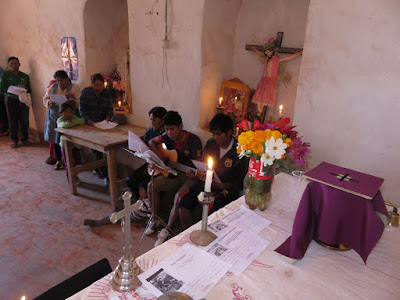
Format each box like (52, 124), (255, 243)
(0, 138), (157, 300)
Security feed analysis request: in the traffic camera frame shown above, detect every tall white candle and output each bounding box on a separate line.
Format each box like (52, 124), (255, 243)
(279, 105), (283, 118)
(219, 97), (223, 106)
(204, 157), (213, 192)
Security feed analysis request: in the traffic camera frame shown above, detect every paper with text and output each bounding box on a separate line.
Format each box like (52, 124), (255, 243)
(138, 244), (231, 298)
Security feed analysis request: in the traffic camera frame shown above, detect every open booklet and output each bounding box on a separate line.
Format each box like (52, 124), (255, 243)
(128, 131), (177, 176)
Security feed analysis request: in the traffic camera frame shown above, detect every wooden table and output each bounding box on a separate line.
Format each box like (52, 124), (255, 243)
(56, 124), (146, 210)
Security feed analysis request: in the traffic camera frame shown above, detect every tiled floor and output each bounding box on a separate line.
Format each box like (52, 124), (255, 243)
(0, 138), (156, 300)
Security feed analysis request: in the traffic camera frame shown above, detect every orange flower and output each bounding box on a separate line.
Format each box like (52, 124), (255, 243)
(250, 141), (264, 156)
(271, 130), (282, 141)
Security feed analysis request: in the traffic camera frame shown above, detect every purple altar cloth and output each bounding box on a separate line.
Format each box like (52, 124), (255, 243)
(275, 181), (388, 263)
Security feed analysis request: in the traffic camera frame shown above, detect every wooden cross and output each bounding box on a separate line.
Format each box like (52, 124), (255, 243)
(245, 32), (303, 54)
(110, 191), (143, 258)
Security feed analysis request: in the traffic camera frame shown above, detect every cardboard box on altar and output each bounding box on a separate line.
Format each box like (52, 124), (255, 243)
(303, 161), (384, 200)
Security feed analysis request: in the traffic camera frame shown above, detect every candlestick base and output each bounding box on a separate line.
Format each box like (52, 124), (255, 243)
(190, 230), (217, 246)
(110, 254), (142, 292)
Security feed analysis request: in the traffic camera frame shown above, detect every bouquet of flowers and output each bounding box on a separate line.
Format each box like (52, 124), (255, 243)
(237, 117), (310, 210)
(237, 118), (310, 173)
(103, 68), (125, 102)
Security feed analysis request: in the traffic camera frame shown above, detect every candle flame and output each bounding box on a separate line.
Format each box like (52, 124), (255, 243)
(21, 296), (26, 300)
(279, 105), (283, 111)
(162, 143), (167, 150)
(104, 81), (107, 88)
(118, 101), (122, 107)
(208, 157), (213, 169)
(219, 97), (223, 106)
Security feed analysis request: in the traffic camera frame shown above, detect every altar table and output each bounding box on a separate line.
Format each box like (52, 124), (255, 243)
(56, 124), (146, 210)
(68, 173), (400, 299)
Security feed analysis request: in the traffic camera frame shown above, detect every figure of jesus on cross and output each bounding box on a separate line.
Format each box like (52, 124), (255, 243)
(246, 32), (303, 117)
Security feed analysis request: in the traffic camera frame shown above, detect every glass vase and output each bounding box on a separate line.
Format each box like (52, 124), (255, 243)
(245, 157), (275, 211)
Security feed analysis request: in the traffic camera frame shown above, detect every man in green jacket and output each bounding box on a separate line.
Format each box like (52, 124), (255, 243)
(0, 57), (31, 148)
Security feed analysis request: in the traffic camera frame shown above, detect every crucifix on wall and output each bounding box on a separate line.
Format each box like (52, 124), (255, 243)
(245, 32), (303, 120)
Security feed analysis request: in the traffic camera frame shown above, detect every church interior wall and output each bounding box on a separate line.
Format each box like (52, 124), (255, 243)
(199, 0), (242, 129)
(294, 0), (400, 205)
(126, 0), (205, 138)
(232, 0), (310, 122)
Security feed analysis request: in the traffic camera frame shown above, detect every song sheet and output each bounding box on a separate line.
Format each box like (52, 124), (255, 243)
(49, 94), (67, 105)
(93, 120), (118, 130)
(7, 86), (31, 107)
(191, 160), (222, 183)
(138, 244), (231, 299)
(205, 205), (272, 275)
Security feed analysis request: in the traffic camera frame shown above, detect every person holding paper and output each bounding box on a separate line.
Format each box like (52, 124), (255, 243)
(126, 106), (167, 198)
(0, 57), (31, 148)
(79, 73), (113, 185)
(154, 114), (248, 246)
(43, 70), (81, 169)
(147, 111), (202, 236)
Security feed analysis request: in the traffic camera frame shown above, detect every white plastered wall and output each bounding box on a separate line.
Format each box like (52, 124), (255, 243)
(294, 0), (400, 205)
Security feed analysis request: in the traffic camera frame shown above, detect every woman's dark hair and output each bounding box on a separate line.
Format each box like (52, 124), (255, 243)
(7, 56), (19, 63)
(91, 73), (104, 84)
(209, 113), (233, 134)
(149, 106), (167, 119)
(59, 102), (74, 113)
(53, 70), (71, 82)
(163, 111), (182, 127)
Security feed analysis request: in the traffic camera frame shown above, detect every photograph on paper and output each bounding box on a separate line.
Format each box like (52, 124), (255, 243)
(146, 268), (185, 293)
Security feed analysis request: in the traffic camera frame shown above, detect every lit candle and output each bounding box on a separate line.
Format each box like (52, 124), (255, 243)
(279, 105), (283, 118)
(236, 126), (240, 136)
(204, 157), (213, 192)
(21, 296), (26, 300)
(234, 96), (238, 102)
(118, 100), (122, 108)
(219, 97), (223, 106)
(104, 81), (107, 88)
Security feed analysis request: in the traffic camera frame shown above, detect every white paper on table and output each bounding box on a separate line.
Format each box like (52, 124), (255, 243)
(49, 94), (67, 105)
(205, 226), (270, 275)
(93, 120), (118, 130)
(191, 160), (222, 183)
(208, 205), (272, 235)
(138, 244), (231, 299)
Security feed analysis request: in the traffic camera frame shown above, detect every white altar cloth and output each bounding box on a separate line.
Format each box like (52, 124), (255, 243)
(68, 173), (400, 300)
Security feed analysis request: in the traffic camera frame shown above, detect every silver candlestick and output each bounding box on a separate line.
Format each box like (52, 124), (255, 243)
(110, 191), (143, 291)
(190, 192), (217, 246)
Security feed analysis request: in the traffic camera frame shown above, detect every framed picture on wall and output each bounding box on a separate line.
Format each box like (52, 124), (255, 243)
(218, 78), (251, 125)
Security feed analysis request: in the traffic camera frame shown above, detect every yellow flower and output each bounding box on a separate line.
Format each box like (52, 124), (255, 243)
(284, 138), (293, 147)
(238, 130), (254, 147)
(271, 130), (282, 140)
(264, 129), (272, 140)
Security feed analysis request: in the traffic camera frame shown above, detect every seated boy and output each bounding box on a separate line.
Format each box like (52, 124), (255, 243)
(126, 106), (167, 198)
(146, 111), (202, 235)
(154, 113), (248, 246)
